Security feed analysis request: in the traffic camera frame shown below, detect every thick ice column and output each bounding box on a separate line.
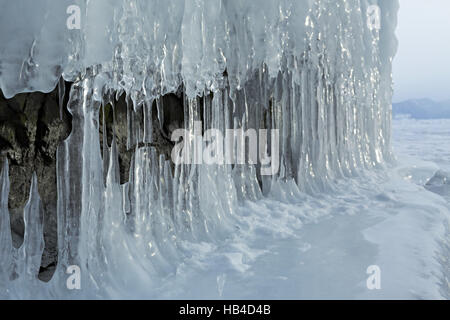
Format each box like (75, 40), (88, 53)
(0, 160), (13, 285)
(17, 174), (45, 280)
(52, 75), (105, 296)
(54, 82), (85, 277)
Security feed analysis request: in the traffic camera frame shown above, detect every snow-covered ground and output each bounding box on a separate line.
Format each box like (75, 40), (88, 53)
(144, 118), (449, 300)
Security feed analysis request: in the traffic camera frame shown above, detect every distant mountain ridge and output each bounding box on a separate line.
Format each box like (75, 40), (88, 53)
(393, 99), (450, 119)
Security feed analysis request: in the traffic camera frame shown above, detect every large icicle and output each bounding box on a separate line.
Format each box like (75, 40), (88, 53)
(0, 160), (13, 290)
(17, 174), (45, 281)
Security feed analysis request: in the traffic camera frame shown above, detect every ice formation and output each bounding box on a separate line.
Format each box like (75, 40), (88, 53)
(0, 0), (401, 298)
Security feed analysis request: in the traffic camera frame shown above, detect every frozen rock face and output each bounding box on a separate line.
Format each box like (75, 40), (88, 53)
(0, 85), (178, 280)
(0, 0), (399, 298)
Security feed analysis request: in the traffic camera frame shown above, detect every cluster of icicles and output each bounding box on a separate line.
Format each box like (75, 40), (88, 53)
(0, 0), (397, 298)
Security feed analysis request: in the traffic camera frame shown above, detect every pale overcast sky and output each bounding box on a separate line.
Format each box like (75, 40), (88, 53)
(393, 0), (450, 102)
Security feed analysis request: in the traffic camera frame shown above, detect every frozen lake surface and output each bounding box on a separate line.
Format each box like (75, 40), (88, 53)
(393, 118), (450, 172)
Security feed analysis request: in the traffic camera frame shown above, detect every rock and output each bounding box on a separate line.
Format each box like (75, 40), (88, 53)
(425, 170), (450, 197)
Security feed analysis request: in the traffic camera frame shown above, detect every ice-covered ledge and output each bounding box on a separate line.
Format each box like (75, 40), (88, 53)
(0, 1), (411, 299)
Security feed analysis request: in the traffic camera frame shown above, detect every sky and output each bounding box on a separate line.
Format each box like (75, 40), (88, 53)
(392, 0), (450, 102)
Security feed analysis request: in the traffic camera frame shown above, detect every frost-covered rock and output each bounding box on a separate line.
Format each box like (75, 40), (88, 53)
(425, 170), (450, 197)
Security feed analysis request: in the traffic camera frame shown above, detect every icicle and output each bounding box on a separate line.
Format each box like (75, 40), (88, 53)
(156, 97), (165, 133)
(108, 136), (121, 185)
(126, 96), (133, 150)
(143, 99), (154, 143)
(58, 76), (65, 120)
(102, 102), (110, 184)
(0, 159), (13, 285)
(18, 173), (44, 280)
